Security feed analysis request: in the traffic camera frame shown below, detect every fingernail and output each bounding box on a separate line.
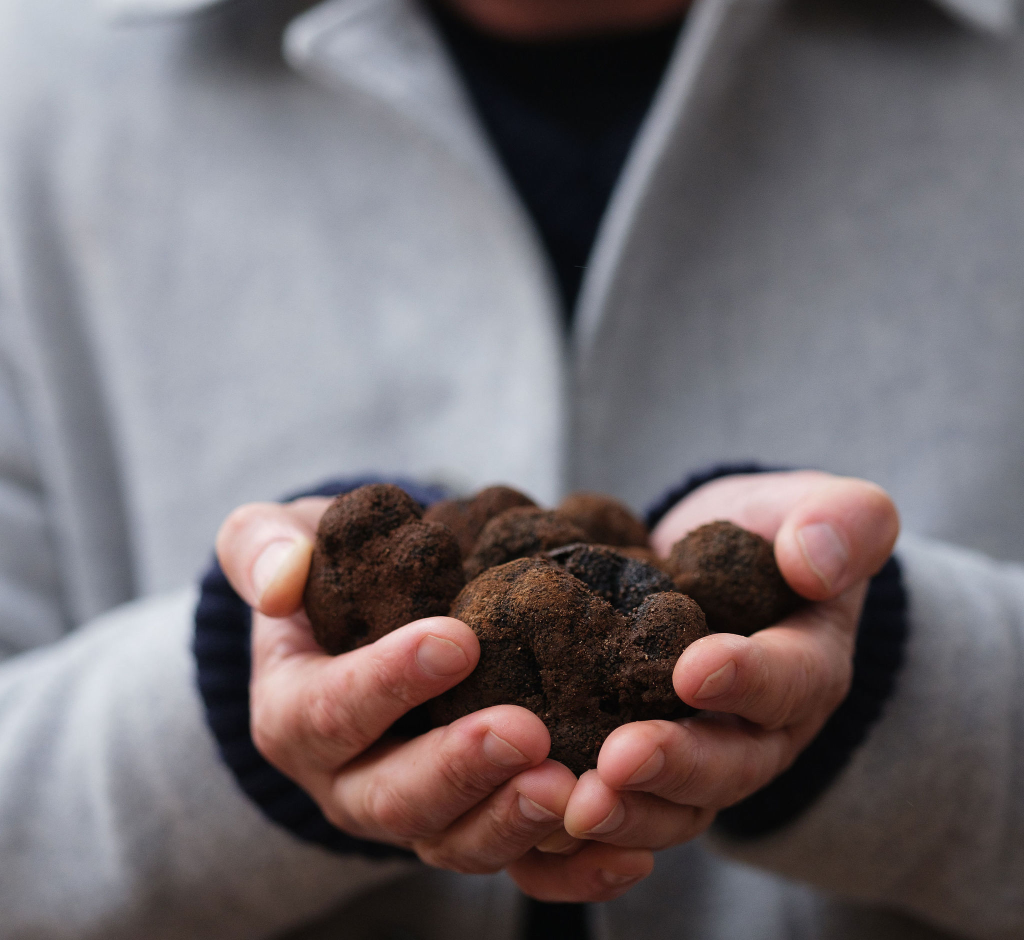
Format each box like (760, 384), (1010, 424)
(796, 522), (849, 591)
(252, 539), (300, 603)
(694, 660), (737, 701)
(483, 731), (529, 767)
(518, 793), (561, 823)
(600, 870), (640, 887)
(416, 635), (470, 677)
(625, 748), (665, 786)
(536, 830), (580, 855)
(586, 801), (625, 835)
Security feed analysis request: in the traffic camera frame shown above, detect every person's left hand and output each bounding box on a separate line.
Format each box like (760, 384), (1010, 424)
(549, 470), (899, 854)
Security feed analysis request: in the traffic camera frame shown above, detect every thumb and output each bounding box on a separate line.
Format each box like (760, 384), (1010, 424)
(774, 478), (900, 601)
(215, 497), (330, 616)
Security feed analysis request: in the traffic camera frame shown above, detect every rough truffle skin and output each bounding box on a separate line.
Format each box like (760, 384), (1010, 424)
(547, 543), (676, 615)
(431, 555), (708, 775)
(557, 492), (649, 549)
(463, 507), (588, 580)
(618, 592), (709, 716)
(666, 520), (801, 636)
(422, 485), (536, 557)
(304, 484), (465, 655)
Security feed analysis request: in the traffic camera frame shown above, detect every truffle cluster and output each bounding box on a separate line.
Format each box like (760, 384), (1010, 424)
(304, 483), (801, 774)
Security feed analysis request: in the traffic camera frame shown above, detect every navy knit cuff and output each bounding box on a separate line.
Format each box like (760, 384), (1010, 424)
(644, 464), (909, 838)
(193, 476), (447, 857)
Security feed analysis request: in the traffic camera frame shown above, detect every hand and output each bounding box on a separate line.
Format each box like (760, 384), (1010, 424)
(216, 497), (653, 902)
(560, 471), (900, 852)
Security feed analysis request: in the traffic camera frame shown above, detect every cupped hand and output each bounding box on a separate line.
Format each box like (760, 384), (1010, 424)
(215, 497), (652, 902)
(561, 471), (900, 851)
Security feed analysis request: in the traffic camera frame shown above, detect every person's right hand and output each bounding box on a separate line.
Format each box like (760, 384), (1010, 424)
(215, 497), (654, 901)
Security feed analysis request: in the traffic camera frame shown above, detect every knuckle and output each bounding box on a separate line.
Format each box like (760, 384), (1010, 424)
(658, 729), (704, 802)
(302, 672), (380, 759)
(216, 503), (259, 549)
(365, 650), (420, 712)
(732, 746), (768, 800)
(415, 839), (503, 875)
(823, 648), (854, 710)
(489, 793), (543, 844)
(748, 644), (816, 730)
(318, 797), (362, 836)
(365, 778), (429, 840)
(681, 806), (717, 841)
(435, 729), (502, 802)
(250, 686), (293, 770)
(250, 719), (287, 770)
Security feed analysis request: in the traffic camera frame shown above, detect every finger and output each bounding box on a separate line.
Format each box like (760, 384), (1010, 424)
(324, 706), (551, 842)
(774, 477), (899, 600)
(650, 471), (830, 553)
(594, 717), (793, 810)
(411, 760), (576, 874)
(250, 615), (480, 776)
(536, 829), (585, 856)
(508, 843), (655, 904)
(563, 770), (715, 849)
(216, 497), (331, 616)
(671, 606), (857, 730)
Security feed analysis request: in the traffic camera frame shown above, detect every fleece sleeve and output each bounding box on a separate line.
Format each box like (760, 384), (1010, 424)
(711, 533), (1024, 940)
(0, 588), (418, 939)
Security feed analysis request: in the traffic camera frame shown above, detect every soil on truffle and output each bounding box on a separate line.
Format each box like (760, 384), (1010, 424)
(304, 484), (465, 655)
(431, 554), (708, 775)
(463, 507), (588, 580)
(557, 492), (649, 549)
(423, 485), (536, 557)
(665, 520), (801, 636)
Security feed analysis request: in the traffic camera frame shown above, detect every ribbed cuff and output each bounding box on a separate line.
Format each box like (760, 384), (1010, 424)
(193, 476), (447, 856)
(644, 464), (909, 838)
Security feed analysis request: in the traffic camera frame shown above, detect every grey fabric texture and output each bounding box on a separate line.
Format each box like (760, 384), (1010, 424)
(1, 0), (1023, 936)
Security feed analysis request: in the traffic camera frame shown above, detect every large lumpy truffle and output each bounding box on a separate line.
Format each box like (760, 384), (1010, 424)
(431, 554), (707, 775)
(463, 507), (588, 580)
(304, 484), (465, 654)
(557, 492), (649, 549)
(423, 485), (536, 557)
(665, 520), (800, 635)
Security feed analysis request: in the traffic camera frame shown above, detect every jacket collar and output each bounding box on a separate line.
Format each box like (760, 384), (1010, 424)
(99, 0), (1019, 33)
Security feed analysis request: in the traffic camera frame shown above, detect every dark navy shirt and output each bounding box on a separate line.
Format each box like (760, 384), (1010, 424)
(428, 4), (684, 322)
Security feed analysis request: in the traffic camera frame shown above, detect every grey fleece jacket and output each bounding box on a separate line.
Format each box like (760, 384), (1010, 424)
(1, 0), (1024, 937)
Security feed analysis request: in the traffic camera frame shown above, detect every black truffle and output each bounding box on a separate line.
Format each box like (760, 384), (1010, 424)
(304, 484), (465, 654)
(665, 520), (800, 635)
(556, 492), (649, 549)
(423, 485), (536, 557)
(463, 506), (588, 580)
(430, 554), (707, 775)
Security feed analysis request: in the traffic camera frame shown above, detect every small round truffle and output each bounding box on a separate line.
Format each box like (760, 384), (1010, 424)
(616, 592), (708, 716)
(665, 520), (801, 635)
(463, 507), (588, 580)
(304, 484), (465, 654)
(557, 492), (649, 549)
(422, 485), (536, 557)
(431, 554), (708, 775)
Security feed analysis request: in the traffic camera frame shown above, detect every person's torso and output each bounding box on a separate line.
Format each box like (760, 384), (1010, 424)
(0, 4), (1017, 933)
